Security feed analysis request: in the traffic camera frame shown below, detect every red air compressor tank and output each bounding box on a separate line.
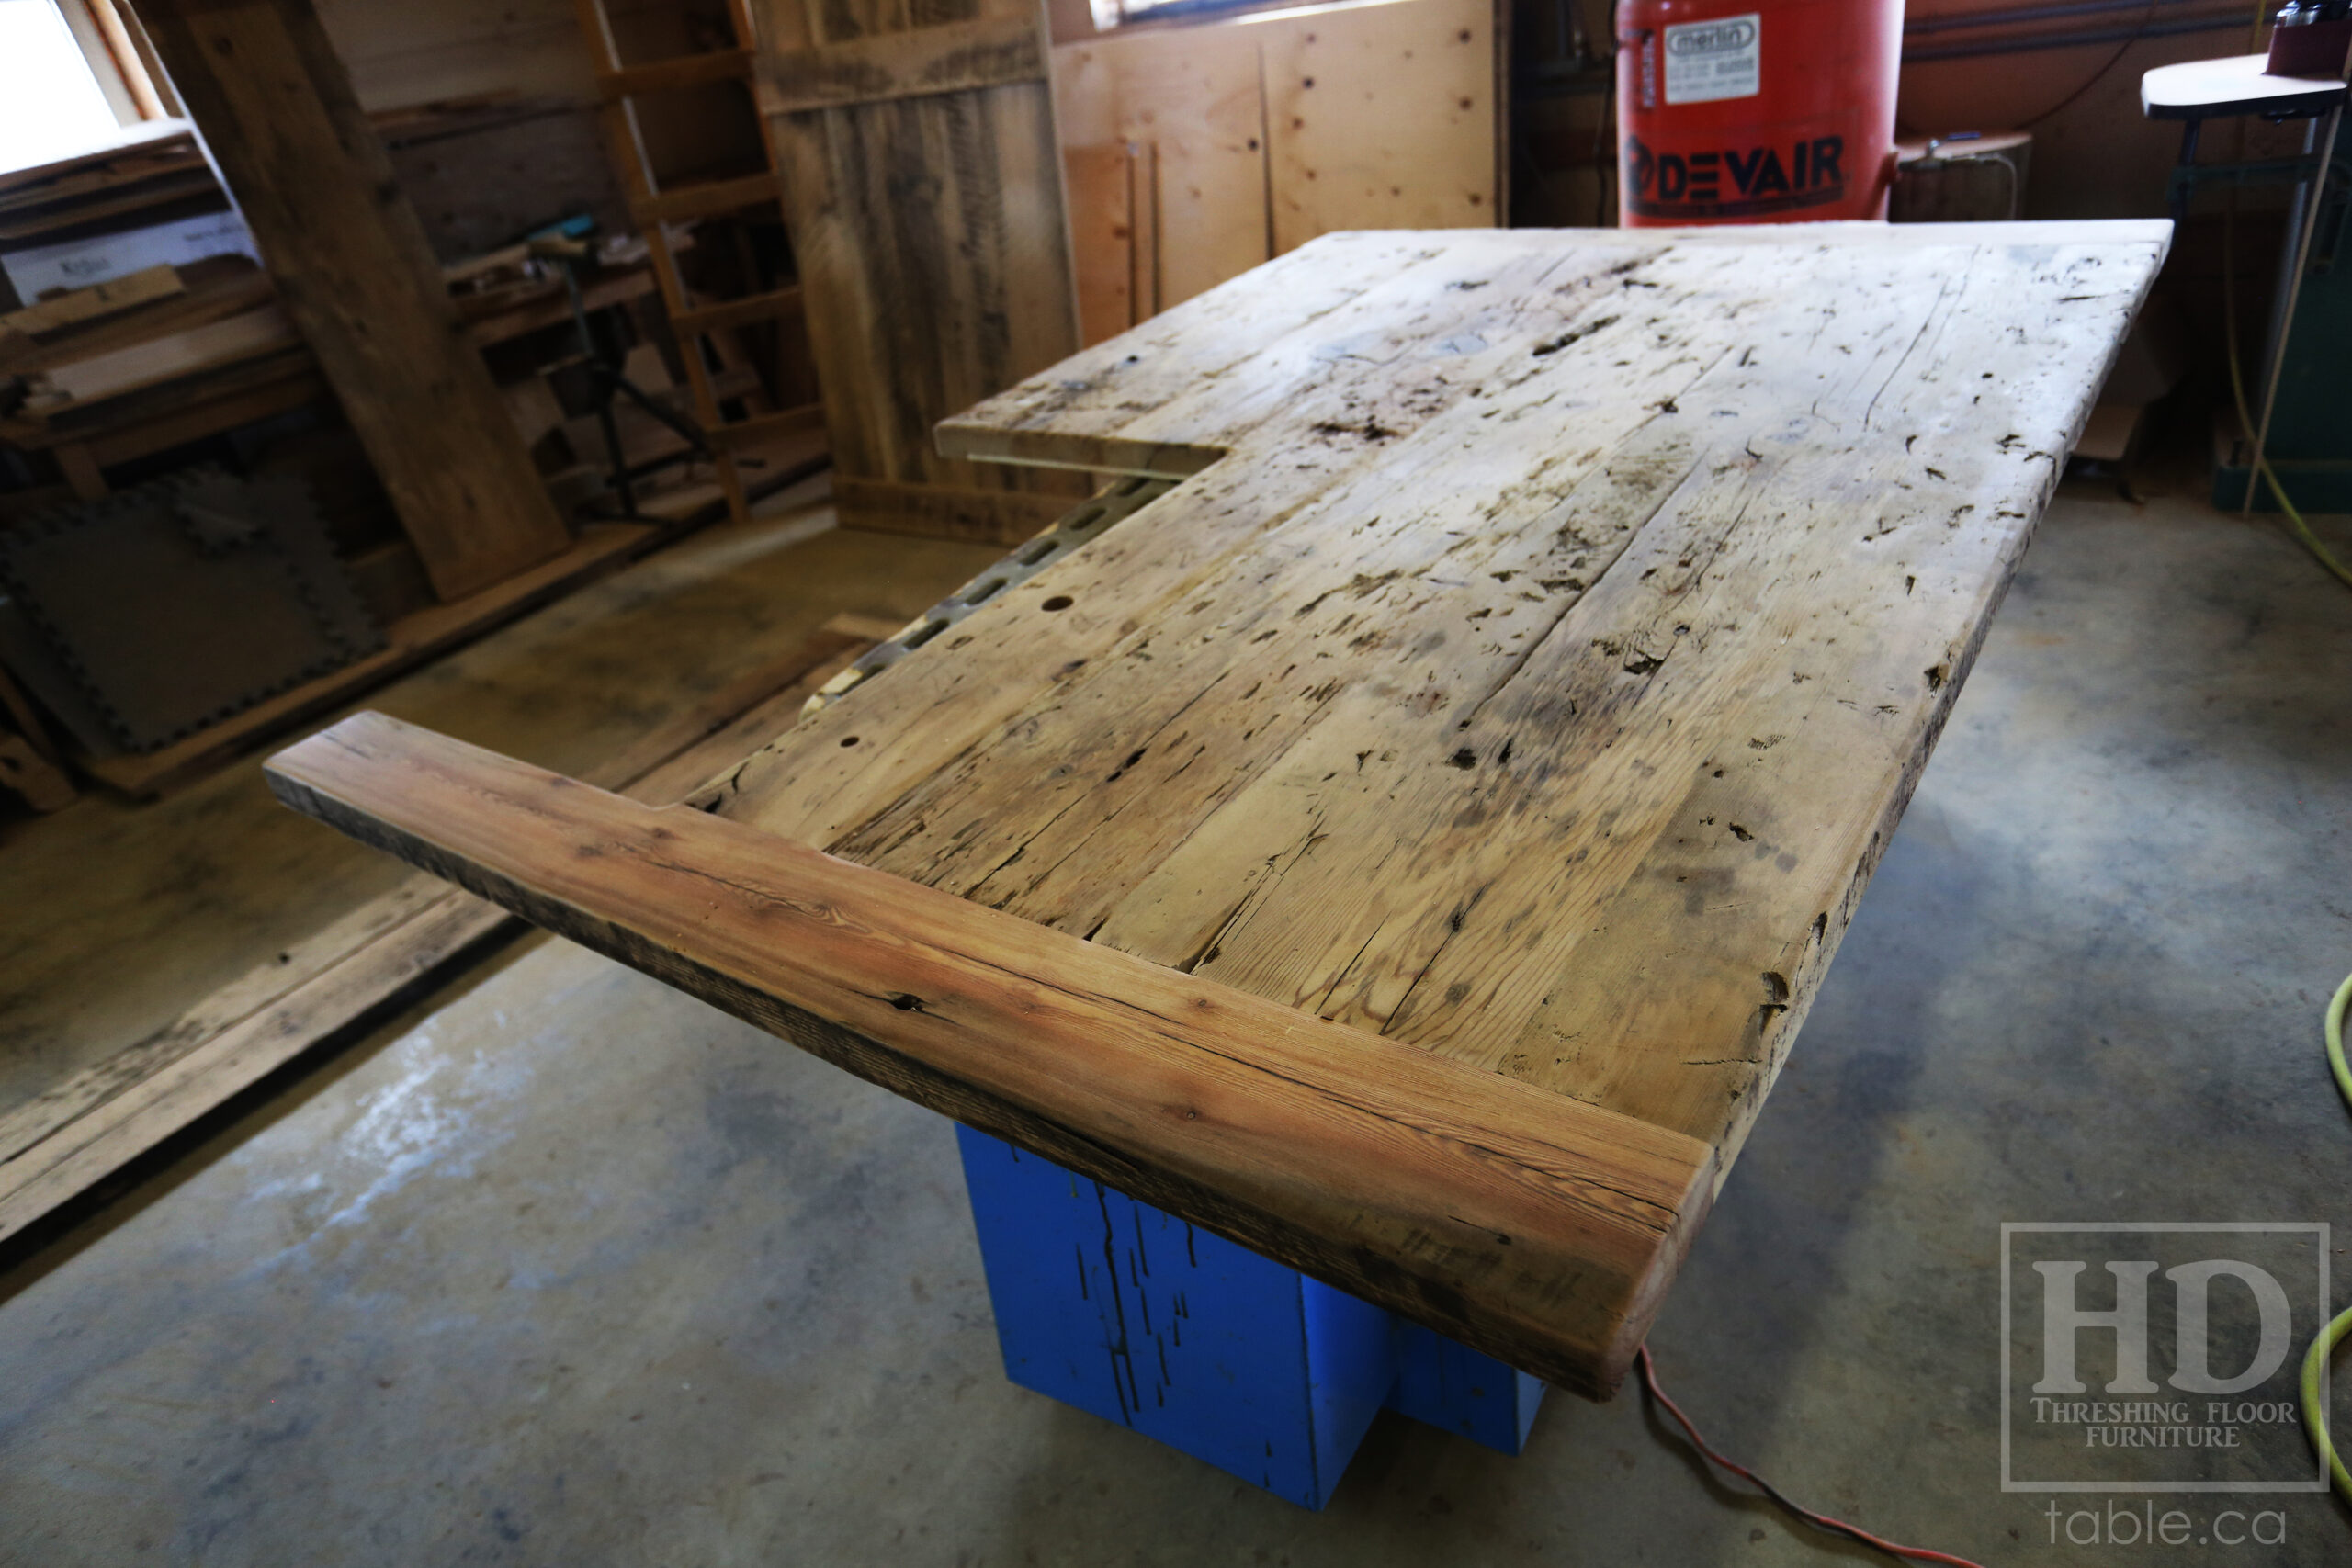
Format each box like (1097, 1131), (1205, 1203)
(1616, 0), (1904, 227)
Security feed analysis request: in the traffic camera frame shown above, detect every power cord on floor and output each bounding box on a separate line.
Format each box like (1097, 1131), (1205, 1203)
(2217, 1), (2351, 1497)
(2222, 188), (2352, 594)
(1635, 87), (2352, 1551)
(1642, 971), (2352, 1551)
(2301, 971), (2352, 1497)
(1637, 1345), (1989, 1566)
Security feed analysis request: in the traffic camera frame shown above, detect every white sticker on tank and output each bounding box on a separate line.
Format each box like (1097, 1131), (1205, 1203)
(1662, 13), (1761, 105)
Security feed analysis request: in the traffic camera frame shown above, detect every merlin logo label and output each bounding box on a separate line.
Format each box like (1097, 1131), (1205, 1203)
(1662, 12), (1760, 104)
(1668, 17), (1756, 52)
(1623, 133), (1845, 219)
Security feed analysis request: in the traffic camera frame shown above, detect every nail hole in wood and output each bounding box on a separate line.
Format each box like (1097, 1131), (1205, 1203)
(1041, 595), (1074, 612)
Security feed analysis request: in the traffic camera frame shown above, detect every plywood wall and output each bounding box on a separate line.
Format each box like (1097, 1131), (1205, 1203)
(1259, 0), (1498, 249)
(1054, 20), (1269, 312)
(1053, 0), (1498, 337)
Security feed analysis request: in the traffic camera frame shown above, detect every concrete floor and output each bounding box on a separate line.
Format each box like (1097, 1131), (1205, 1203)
(0, 479), (2347, 1564)
(0, 489), (998, 1107)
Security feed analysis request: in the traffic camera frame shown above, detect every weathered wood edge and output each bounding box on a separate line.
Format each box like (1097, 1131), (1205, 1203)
(0, 626), (887, 1246)
(763, 14), (1047, 115)
(266, 712), (1717, 1398)
(933, 222), (2177, 478)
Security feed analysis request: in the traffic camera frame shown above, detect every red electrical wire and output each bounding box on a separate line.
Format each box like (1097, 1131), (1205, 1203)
(1636, 1346), (1990, 1568)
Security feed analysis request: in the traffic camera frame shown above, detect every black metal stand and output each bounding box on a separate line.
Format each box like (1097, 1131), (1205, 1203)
(536, 239), (712, 522)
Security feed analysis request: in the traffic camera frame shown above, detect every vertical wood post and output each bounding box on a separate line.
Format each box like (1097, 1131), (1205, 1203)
(135, 0), (573, 602)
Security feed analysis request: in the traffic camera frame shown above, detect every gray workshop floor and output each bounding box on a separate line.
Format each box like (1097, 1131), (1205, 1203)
(0, 486), (996, 1109)
(1, 478), (2347, 1565)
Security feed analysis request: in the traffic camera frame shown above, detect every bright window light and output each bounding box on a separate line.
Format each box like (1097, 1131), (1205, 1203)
(0, 0), (122, 177)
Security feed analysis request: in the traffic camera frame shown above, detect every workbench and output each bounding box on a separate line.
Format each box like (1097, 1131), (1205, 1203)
(266, 222), (2166, 1478)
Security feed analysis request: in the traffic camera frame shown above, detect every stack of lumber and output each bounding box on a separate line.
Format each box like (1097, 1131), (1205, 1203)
(0, 97), (628, 291)
(0, 122), (216, 252)
(3, 260), (293, 417)
(0, 258), (310, 499)
(0, 245), (678, 489)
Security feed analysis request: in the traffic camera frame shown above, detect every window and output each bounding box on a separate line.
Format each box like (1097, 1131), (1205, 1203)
(0, 0), (157, 176)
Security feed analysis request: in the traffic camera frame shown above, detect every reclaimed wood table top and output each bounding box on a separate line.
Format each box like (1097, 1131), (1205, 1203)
(270, 220), (2169, 1397)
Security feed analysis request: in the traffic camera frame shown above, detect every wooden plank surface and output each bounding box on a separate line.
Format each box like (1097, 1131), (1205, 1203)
(0, 265), (181, 344)
(752, 0), (1086, 531)
(763, 13), (1046, 112)
(0, 620), (888, 1246)
(30, 307), (298, 407)
(1064, 142), (1136, 347)
(0, 265), (276, 378)
(267, 711), (1717, 1395)
(1048, 0), (1501, 314)
(882, 223), (2166, 1160)
(1051, 23), (1270, 310)
(268, 222), (2168, 1393)
(1257, 0), (1499, 250)
(135, 0), (574, 603)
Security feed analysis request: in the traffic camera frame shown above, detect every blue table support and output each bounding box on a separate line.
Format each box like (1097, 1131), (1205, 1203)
(956, 1124), (1545, 1508)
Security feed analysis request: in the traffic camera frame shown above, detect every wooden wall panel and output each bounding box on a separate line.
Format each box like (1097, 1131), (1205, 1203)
(1061, 139), (1158, 346)
(315, 0), (712, 112)
(1050, 0), (1499, 322)
(1052, 23), (1269, 310)
(756, 0), (1087, 535)
(1063, 142), (1135, 345)
(318, 0), (612, 109)
(1255, 0), (1498, 253)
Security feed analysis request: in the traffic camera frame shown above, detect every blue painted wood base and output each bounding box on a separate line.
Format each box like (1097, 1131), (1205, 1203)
(956, 1125), (1544, 1508)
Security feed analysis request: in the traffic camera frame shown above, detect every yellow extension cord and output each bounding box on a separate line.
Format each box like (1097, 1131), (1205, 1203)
(2219, 199), (2352, 593)
(2215, 136), (2351, 1493)
(2306, 973), (2352, 1499)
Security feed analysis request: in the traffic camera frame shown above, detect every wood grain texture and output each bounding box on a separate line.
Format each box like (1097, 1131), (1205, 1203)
(136, 0), (574, 603)
(266, 711), (1717, 1395)
(33, 307), (298, 406)
(1, 623), (879, 1244)
(0, 265), (180, 343)
(729, 220), (2165, 1145)
(1257, 0), (1498, 250)
(1064, 141), (1136, 346)
(877, 223), (2166, 1162)
(1048, 0), (1501, 312)
(753, 0), (1086, 533)
(0, 265), (276, 378)
(764, 12), (1046, 110)
(1051, 22), (1270, 310)
(266, 224), (2167, 1395)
